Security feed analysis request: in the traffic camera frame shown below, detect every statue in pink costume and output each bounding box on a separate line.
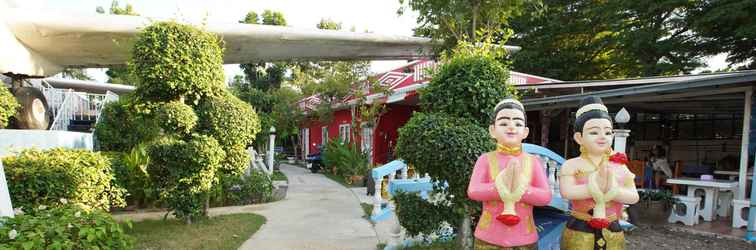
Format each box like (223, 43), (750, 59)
(467, 97), (552, 250)
(559, 96), (639, 250)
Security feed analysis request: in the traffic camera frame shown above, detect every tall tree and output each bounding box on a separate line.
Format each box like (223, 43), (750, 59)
(508, 0), (708, 80)
(508, 0), (626, 81)
(688, 0), (756, 69)
(609, 0), (706, 76)
(98, 0), (140, 84)
(59, 68), (93, 81)
(238, 10), (288, 91)
(398, 0), (526, 51)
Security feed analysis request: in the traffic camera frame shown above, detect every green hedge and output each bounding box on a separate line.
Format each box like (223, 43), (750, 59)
(95, 97), (160, 152)
(3, 148), (126, 211)
(213, 171), (273, 206)
(394, 191), (457, 237)
(130, 21), (225, 103)
(396, 112), (494, 208)
(0, 204), (133, 249)
(0, 84), (19, 128)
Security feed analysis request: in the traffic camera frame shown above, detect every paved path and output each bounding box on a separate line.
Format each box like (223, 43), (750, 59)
(238, 164), (378, 250)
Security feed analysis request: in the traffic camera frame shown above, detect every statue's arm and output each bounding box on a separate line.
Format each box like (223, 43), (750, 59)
(521, 157), (552, 206)
(559, 160), (592, 200)
(467, 154), (499, 201)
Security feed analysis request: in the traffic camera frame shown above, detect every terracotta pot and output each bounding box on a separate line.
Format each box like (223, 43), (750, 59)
(350, 175), (364, 185)
(642, 200), (670, 220)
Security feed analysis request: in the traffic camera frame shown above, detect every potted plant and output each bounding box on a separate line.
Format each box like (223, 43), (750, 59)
(632, 189), (678, 221)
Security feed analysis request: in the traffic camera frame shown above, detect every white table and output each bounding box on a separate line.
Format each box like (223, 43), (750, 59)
(666, 178), (738, 222)
(713, 170), (753, 180)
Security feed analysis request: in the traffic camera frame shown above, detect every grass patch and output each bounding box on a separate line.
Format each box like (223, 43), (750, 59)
(360, 202), (375, 225)
(125, 213), (266, 250)
(271, 170), (288, 181)
(323, 172), (363, 188)
(398, 240), (457, 250)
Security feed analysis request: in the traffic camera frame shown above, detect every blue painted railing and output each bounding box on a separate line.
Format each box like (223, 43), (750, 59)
(372, 144), (600, 249)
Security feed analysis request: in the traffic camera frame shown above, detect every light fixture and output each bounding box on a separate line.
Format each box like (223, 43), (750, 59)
(615, 107), (630, 128)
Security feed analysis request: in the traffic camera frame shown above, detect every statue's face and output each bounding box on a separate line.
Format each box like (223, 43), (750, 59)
(489, 108), (529, 147)
(574, 118), (614, 154)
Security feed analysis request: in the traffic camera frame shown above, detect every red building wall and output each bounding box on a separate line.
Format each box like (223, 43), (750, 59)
(305, 109), (354, 154)
(372, 104), (417, 164)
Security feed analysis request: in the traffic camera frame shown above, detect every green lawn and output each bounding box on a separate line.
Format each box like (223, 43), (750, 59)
(125, 213), (266, 250)
(271, 170), (288, 181)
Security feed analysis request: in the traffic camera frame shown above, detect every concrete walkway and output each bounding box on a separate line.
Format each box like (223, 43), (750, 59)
(238, 164), (378, 250)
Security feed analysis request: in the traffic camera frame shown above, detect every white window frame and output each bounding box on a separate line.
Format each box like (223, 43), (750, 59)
(339, 124), (351, 143)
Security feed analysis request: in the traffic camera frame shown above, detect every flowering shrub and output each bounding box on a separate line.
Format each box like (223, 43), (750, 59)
(0, 203), (133, 249)
(0, 84), (19, 128)
(3, 148), (126, 211)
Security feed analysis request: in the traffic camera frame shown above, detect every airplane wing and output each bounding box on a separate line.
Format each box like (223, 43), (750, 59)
(0, 3), (436, 77)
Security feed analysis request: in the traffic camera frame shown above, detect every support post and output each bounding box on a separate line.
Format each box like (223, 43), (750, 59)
(613, 130), (630, 154)
(268, 126), (276, 175)
(0, 160), (13, 217)
(373, 175), (382, 217)
(738, 90), (752, 200)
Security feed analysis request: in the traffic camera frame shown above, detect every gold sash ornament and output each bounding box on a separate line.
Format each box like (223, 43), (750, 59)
(488, 151), (532, 226)
(582, 153), (620, 229)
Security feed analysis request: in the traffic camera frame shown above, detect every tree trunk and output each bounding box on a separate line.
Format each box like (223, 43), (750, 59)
(458, 204), (474, 250)
(203, 195), (209, 217)
(292, 136), (300, 162)
(471, 2), (479, 42)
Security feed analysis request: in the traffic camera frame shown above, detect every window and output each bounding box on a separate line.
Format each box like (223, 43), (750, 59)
(322, 126), (328, 144)
(339, 124), (351, 143)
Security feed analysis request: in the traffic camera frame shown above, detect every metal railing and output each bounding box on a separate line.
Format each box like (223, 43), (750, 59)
(41, 87), (117, 131)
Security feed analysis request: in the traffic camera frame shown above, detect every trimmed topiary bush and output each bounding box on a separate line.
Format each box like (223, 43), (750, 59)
(129, 21), (225, 103)
(3, 148), (126, 211)
(0, 83), (20, 128)
(196, 92), (260, 175)
(153, 101), (198, 135)
(394, 191), (457, 238)
(146, 135), (225, 222)
(419, 50), (512, 126)
(396, 112), (494, 209)
(196, 92), (261, 149)
(0, 204), (133, 249)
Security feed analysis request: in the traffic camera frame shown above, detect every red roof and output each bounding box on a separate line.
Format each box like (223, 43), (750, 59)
(296, 59), (560, 111)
